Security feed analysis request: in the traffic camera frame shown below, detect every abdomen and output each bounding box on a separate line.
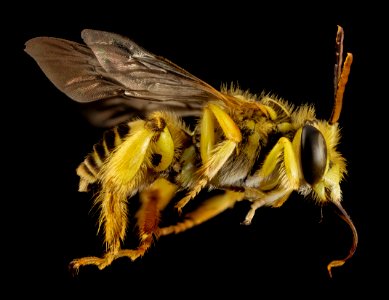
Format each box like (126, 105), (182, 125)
(76, 122), (133, 192)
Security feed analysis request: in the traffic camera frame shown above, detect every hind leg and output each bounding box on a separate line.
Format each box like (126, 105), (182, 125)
(117, 178), (178, 261)
(70, 112), (180, 272)
(70, 178), (177, 271)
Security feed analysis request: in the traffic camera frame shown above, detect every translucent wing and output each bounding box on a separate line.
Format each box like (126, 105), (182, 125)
(25, 29), (225, 127)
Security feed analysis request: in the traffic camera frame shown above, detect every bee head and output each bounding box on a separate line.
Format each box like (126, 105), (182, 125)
(301, 24), (352, 205)
(303, 26), (356, 277)
(297, 118), (355, 277)
(299, 120), (345, 203)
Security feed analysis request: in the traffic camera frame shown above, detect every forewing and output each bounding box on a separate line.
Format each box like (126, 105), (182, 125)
(25, 30), (225, 127)
(80, 29), (223, 102)
(25, 36), (124, 103)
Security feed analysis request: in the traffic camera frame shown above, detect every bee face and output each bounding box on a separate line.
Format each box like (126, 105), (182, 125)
(304, 121), (346, 204)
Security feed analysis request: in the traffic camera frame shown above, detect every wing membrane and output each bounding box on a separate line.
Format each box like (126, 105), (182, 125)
(25, 36), (124, 102)
(25, 29), (224, 107)
(80, 29), (222, 102)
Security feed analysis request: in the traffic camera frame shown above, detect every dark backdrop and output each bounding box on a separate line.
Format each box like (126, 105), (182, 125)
(7, 2), (384, 298)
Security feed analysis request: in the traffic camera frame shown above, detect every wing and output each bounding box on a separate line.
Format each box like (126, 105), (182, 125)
(24, 29), (225, 127)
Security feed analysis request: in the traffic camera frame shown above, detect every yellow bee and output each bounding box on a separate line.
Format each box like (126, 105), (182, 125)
(25, 25), (356, 277)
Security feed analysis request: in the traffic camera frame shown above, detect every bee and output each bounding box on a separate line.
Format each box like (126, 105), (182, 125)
(25, 25), (356, 277)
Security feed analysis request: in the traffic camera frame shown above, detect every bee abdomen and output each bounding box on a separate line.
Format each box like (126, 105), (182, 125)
(76, 123), (131, 192)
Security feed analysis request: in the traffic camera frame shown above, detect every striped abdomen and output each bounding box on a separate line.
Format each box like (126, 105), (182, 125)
(76, 123), (131, 192)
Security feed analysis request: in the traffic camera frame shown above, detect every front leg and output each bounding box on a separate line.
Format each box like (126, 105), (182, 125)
(241, 189), (293, 225)
(242, 136), (302, 225)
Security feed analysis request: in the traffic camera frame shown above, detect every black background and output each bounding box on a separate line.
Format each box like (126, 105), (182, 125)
(7, 2), (385, 298)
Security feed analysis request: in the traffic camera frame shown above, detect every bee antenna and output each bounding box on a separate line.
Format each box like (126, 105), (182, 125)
(329, 25), (353, 125)
(327, 200), (358, 278)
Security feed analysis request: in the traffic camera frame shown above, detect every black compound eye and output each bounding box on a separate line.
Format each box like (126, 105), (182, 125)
(301, 125), (327, 185)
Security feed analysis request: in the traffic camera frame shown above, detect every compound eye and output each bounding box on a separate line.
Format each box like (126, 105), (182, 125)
(301, 125), (327, 185)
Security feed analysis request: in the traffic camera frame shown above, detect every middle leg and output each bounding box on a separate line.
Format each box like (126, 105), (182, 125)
(159, 189), (245, 236)
(175, 103), (242, 212)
